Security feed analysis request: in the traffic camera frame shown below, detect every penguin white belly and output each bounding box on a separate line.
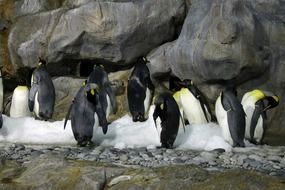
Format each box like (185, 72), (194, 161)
(254, 116), (264, 143)
(33, 92), (40, 118)
(180, 89), (207, 124)
(10, 86), (32, 118)
(215, 96), (233, 145)
(144, 88), (151, 117)
(0, 77), (3, 112)
(241, 98), (256, 140)
(92, 113), (99, 141)
(154, 117), (162, 141)
(106, 95), (111, 119)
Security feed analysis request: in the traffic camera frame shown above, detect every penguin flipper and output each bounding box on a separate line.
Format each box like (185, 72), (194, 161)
(64, 100), (74, 130)
(227, 110), (246, 147)
(250, 101), (265, 141)
(96, 102), (108, 134)
(105, 83), (117, 114)
(28, 84), (38, 112)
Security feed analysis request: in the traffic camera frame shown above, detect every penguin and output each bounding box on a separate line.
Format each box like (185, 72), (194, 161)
(0, 69), (3, 113)
(127, 57), (154, 122)
(171, 77), (214, 124)
(10, 80), (32, 118)
(153, 92), (181, 149)
(64, 82), (108, 146)
(29, 58), (55, 120)
(87, 65), (117, 121)
(215, 87), (246, 147)
(241, 89), (279, 144)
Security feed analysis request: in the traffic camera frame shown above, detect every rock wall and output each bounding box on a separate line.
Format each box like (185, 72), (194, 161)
(0, 0), (285, 132)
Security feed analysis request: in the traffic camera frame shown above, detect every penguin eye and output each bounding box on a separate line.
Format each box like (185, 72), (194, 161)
(160, 104), (164, 110)
(91, 89), (95, 95)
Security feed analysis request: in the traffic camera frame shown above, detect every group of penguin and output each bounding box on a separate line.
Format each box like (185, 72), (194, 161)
(126, 57), (279, 149)
(0, 57), (280, 149)
(0, 59), (55, 128)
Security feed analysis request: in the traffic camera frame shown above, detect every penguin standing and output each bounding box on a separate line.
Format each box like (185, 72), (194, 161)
(64, 82), (108, 146)
(153, 92), (181, 149)
(171, 77), (214, 124)
(29, 59), (55, 120)
(215, 88), (246, 147)
(87, 65), (117, 122)
(10, 80), (32, 118)
(127, 57), (154, 122)
(241, 89), (279, 144)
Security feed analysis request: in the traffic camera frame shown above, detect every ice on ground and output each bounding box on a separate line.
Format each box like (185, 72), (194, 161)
(0, 106), (234, 151)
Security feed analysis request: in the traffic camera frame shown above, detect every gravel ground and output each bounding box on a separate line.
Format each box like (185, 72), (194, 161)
(1, 143), (285, 176)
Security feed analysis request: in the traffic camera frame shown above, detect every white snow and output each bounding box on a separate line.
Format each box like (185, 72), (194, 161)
(0, 106), (234, 151)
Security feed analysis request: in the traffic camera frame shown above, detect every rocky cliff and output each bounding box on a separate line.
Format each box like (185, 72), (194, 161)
(0, 0), (285, 136)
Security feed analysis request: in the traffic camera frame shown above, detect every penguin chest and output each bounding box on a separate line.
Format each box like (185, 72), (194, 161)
(33, 92), (40, 118)
(215, 96), (233, 145)
(254, 116), (264, 143)
(106, 94), (111, 119)
(180, 89), (207, 124)
(10, 87), (31, 117)
(241, 102), (255, 139)
(143, 88), (152, 117)
(91, 112), (99, 141)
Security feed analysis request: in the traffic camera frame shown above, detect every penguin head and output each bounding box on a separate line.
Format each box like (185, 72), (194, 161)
(84, 83), (100, 104)
(37, 57), (47, 67)
(262, 90), (279, 111)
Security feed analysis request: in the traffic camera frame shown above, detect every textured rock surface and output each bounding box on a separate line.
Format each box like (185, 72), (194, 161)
(147, 0), (270, 84)
(0, 149), (285, 190)
(147, 0), (285, 132)
(7, 0), (185, 76)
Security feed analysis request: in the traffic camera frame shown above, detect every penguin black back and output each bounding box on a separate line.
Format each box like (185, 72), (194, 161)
(153, 92), (180, 149)
(221, 88), (246, 147)
(128, 57), (154, 122)
(29, 59), (55, 120)
(88, 65), (117, 116)
(64, 83), (108, 146)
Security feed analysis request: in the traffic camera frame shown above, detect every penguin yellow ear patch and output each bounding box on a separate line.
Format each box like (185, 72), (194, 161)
(91, 89), (95, 95)
(251, 89), (265, 100)
(160, 104), (164, 110)
(272, 95), (279, 102)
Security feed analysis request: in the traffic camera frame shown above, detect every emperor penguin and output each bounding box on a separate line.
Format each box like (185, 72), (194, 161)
(153, 92), (181, 149)
(127, 57), (154, 122)
(64, 82), (108, 146)
(29, 58), (55, 120)
(171, 77), (214, 125)
(241, 89), (279, 144)
(10, 80), (32, 118)
(87, 65), (117, 122)
(215, 87), (246, 147)
(0, 69), (3, 113)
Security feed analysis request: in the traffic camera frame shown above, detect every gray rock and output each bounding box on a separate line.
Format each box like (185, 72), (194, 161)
(47, 0), (185, 66)
(8, 8), (65, 71)
(148, 0), (269, 84)
(119, 154), (128, 162)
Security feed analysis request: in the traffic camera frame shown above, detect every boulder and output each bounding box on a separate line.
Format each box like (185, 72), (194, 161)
(147, 0), (285, 132)
(148, 0), (270, 85)
(8, 0), (185, 76)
